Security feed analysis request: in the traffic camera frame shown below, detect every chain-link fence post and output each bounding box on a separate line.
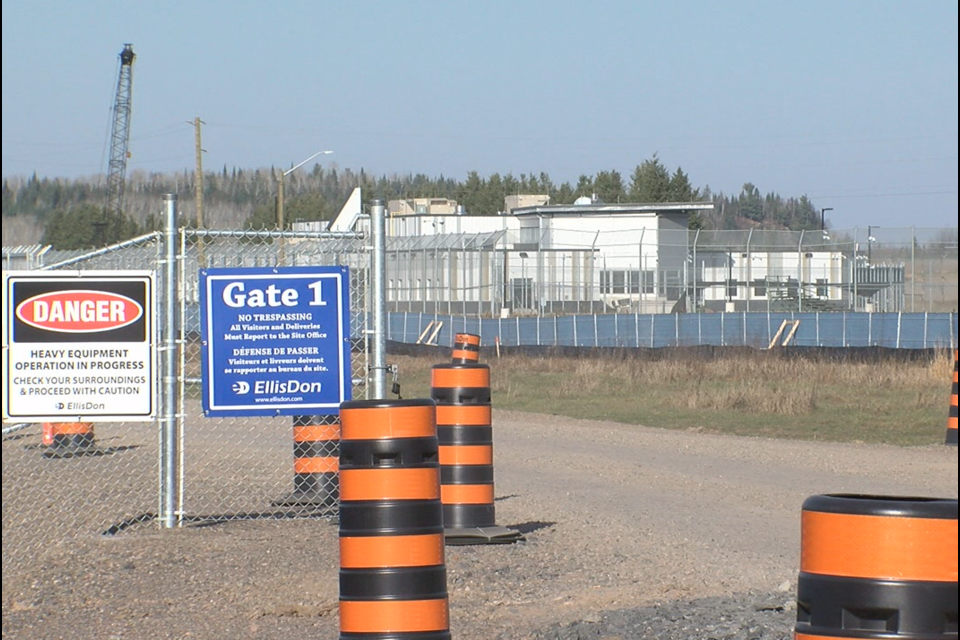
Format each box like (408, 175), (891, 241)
(370, 199), (387, 399)
(160, 194), (179, 528)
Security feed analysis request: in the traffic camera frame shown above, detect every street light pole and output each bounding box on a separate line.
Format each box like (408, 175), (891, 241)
(276, 150), (332, 265)
(277, 150), (333, 233)
(820, 207), (833, 232)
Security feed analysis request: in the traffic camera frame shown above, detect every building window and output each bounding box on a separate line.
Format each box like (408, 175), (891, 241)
(816, 278), (828, 297)
(753, 279), (766, 297)
(602, 270), (651, 295)
(727, 279), (738, 299)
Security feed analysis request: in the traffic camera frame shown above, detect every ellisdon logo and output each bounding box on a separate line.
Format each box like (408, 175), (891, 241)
(231, 380), (322, 395)
(16, 290), (143, 333)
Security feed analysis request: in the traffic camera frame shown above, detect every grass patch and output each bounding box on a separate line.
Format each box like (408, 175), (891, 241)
(389, 347), (955, 446)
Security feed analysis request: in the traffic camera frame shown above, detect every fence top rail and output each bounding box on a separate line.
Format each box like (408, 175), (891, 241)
(39, 231), (163, 270)
(186, 229), (364, 240)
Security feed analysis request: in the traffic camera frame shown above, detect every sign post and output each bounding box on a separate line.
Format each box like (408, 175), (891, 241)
(2, 271), (156, 423)
(200, 266), (352, 417)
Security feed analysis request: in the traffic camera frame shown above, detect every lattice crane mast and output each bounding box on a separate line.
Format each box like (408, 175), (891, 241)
(105, 43), (136, 222)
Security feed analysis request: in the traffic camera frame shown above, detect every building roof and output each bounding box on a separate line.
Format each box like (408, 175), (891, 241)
(512, 201), (715, 217)
(387, 231), (506, 251)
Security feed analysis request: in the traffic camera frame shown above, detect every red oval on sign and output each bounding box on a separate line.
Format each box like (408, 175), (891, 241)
(15, 290), (143, 333)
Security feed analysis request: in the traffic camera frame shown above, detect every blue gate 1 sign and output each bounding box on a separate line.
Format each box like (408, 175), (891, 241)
(200, 267), (351, 417)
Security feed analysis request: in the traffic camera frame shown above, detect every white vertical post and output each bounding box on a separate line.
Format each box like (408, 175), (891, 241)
(370, 200), (387, 399)
(160, 194), (179, 529)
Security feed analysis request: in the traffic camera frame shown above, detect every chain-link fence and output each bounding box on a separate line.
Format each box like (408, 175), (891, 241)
(2, 218), (369, 584)
(383, 226), (958, 316)
(2, 232), (165, 584)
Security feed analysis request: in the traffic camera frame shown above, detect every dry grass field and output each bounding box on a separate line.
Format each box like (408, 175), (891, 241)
(391, 346), (955, 446)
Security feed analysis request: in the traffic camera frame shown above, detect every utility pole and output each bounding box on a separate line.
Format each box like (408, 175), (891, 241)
(192, 117), (206, 266)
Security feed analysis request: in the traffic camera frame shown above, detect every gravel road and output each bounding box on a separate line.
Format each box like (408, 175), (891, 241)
(3, 409), (957, 640)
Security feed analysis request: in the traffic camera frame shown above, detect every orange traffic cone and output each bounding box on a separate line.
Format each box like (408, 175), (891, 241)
(430, 336), (522, 545)
(451, 332), (481, 364)
(338, 399), (451, 639)
(42, 422), (97, 458)
(947, 349), (958, 446)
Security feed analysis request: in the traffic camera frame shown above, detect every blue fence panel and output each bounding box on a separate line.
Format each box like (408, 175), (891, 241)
(388, 312), (957, 350)
(719, 313), (742, 347)
(614, 314), (640, 347)
(811, 313), (840, 347)
(746, 313), (775, 348)
(650, 314), (674, 347)
(927, 313), (959, 350)
(595, 315), (618, 347)
(496, 316), (520, 346)
(870, 314), (900, 347)
(552, 315), (575, 346)
(677, 314), (701, 346)
(570, 315), (591, 347)
(516, 317), (540, 346)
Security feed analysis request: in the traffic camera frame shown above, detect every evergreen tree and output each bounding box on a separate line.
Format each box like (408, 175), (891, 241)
(41, 204), (139, 250)
(628, 154), (671, 202)
(594, 170), (626, 203)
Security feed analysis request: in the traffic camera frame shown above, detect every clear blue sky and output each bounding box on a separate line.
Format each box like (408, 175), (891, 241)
(3, 1), (957, 229)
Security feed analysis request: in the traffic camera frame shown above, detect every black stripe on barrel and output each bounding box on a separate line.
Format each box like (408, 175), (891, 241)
(451, 332), (481, 364)
(338, 398), (451, 640)
(947, 349), (958, 446)
(795, 493), (958, 639)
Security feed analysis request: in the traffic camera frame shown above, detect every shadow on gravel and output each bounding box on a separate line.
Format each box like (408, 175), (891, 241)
(102, 510), (338, 535)
(508, 520), (555, 535)
(37, 444), (142, 457)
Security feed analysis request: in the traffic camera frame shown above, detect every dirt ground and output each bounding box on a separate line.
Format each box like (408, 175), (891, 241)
(3, 410), (957, 639)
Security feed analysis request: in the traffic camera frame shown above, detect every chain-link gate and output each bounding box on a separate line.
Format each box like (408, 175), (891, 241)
(2, 209), (370, 585)
(177, 228), (368, 524)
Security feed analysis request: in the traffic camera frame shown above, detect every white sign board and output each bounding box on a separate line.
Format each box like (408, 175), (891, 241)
(2, 271), (156, 422)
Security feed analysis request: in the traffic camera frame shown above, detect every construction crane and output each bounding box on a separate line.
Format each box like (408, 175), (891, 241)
(103, 43), (136, 239)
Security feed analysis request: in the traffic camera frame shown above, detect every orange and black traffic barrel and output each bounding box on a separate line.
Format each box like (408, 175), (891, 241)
(431, 363), (521, 545)
(451, 332), (481, 364)
(42, 422), (97, 458)
(947, 349), (958, 446)
(796, 493), (958, 639)
(338, 398), (451, 639)
(274, 415), (339, 507)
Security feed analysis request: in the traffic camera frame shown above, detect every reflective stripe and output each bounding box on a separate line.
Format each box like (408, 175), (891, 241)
(801, 510), (958, 581)
(341, 405), (436, 440)
(340, 533), (444, 568)
(340, 468), (440, 501)
(339, 599), (449, 633)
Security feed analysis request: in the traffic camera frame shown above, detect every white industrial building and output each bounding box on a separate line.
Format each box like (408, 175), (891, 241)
(344, 193), (902, 315)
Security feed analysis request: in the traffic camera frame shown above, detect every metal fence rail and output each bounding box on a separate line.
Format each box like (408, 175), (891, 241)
(390, 311), (958, 351)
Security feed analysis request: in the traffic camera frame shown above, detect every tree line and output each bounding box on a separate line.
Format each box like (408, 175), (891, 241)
(2, 155), (823, 250)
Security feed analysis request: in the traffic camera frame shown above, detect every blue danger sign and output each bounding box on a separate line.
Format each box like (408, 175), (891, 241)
(200, 267), (351, 417)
